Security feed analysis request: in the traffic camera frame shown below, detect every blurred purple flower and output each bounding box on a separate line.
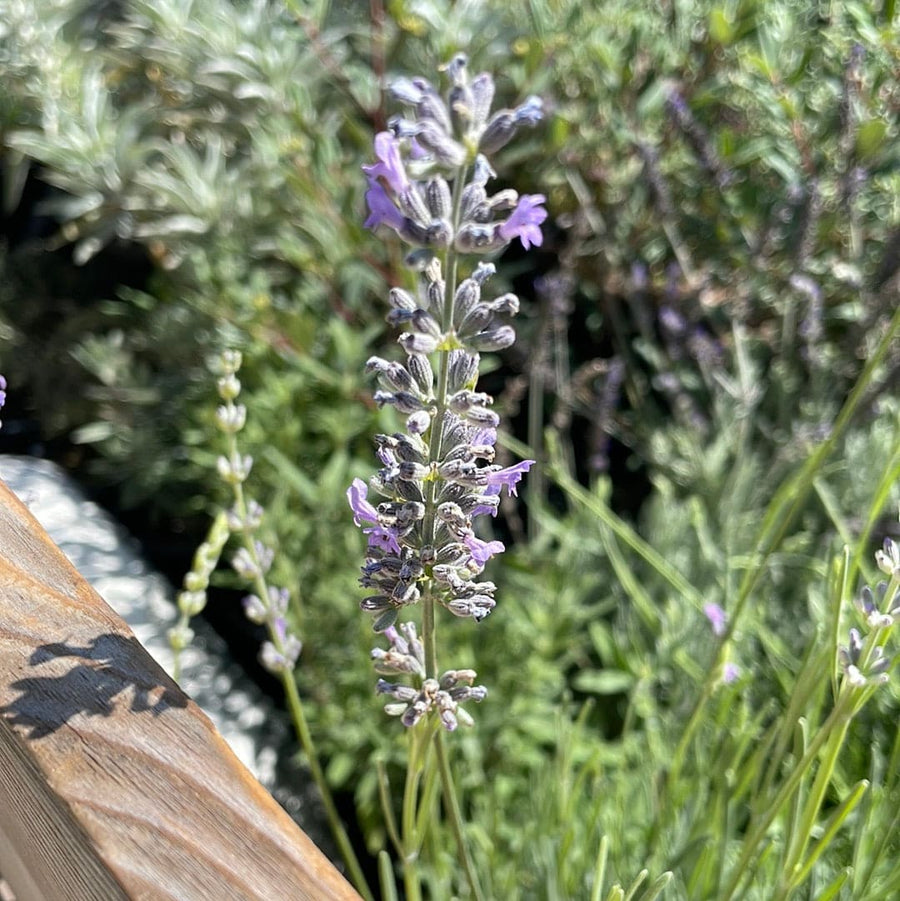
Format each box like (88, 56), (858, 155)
(704, 602), (728, 637)
(498, 194), (547, 250)
(722, 662), (740, 684)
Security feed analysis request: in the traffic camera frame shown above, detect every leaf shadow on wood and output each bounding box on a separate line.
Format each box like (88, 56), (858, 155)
(1, 633), (188, 739)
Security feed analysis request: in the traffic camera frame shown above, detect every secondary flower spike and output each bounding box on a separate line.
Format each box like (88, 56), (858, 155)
(351, 56), (541, 730)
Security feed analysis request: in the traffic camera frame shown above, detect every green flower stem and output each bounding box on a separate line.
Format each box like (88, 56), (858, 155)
(226, 436), (374, 901)
(281, 669), (375, 901)
(376, 761), (404, 859)
(399, 721), (435, 901)
(399, 722), (435, 901)
(435, 729), (485, 901)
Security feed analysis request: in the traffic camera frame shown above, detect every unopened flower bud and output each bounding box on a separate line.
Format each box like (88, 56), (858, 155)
(468, 325), (516, 352)
(407, 410), (431, 434)
(217, 452), (253, 484)
(389, 287), (418, 311)
(217, 373), (241, 401)
(425, 178), (452, 219)
(178, 590), (207, 616)
(398, 332), (439, 355)
(215, 403), (247, 433)
(411, 309), (443, 339)
(447, 350), (479, 393)
(243, 593), (268, 624)
(406, 354), (434, 395)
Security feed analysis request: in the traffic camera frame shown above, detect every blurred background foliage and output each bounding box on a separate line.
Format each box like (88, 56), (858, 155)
(1, 0), (899, 897)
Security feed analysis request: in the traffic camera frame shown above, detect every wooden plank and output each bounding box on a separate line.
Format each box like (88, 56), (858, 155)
(0, 477), (361, 901)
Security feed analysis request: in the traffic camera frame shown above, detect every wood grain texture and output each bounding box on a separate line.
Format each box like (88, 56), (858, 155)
(0, 477), (361, 901)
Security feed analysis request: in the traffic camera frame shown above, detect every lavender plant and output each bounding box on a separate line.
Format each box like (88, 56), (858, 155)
(170, 350), (373, 900)
(348, 55), (543, 896)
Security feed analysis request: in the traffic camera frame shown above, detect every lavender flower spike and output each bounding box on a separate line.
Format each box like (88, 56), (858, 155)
(352, 58), (543, 730)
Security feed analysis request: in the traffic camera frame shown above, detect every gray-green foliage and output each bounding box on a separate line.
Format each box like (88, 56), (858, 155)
(2, 0), (900, 898)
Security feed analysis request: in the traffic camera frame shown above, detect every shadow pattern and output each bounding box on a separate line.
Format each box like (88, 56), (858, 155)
(1, 633), (188, 738)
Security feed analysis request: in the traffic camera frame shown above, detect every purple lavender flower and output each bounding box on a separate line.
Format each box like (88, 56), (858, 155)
(362, 132), (410, 194)
(464, 534), (505, 566)
(485, 460), (535, 497)
(364, 178), (405, 231)
(347, 478), (402, 554)
(498, 194), (547, 250)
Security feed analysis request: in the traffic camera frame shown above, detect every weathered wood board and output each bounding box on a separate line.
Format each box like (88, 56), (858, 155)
(0, 477), (360, 900)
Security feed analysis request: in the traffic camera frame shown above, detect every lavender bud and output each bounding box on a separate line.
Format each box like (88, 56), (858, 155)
(459, 405), (500, 428)
(398, 332), (439, 355)
(453, 279), (482, 325)
(260, 636), (301, 675)
(472, 262), (496, 284)
(373, 390), (425, 414)
(454, 223), (498, 253)
(243, 594), (268, 624)
(178, 590), (207, 616)
(461, 183), (488, 222)
(486, 293), (520, 315)
(389, 287), (418, 311)
(219, 349), (242, 374)
(447, 350), (480, 393)
(469, 73), (495, 131)
(875, 538), (900, 578)
(226, 499), (264, 532)
(268, 586), (290, 616)
(415, 121), (467, 168)
(217, 373), (241, 401)
(215, 403), (247, 433)
(367, 357), (418, 394)
(396, 461), (431, 482)
(479, 96), (543, 154)
(468, 325), (516, 352)
(168, 624), (195, 651)
(406, 354), (434, 395)
(487, 189), (519, 212)
(406, 410), (432, 434)
(411, 309), (443, 339)
(425, 278), (445, 314)
(437, 502), (467, 529)
(425, 178), (452, 219)
(457, 305), (493, 337)
(389, 77), (425, 106)
(361, 595), (392, 612)
(414, 84), (453, 134)
(217, 452), (253, 484)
